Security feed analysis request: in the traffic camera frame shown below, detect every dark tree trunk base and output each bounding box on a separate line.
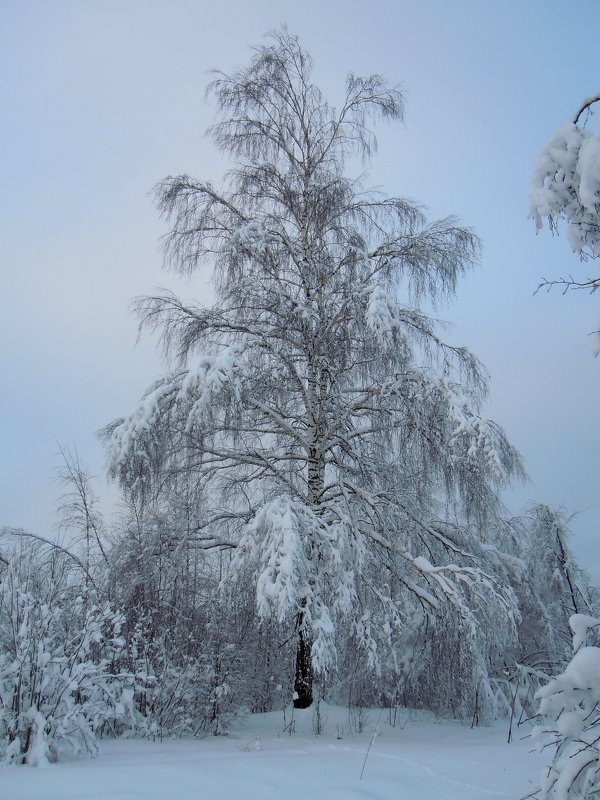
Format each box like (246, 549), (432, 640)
(293, 621), (313, 708)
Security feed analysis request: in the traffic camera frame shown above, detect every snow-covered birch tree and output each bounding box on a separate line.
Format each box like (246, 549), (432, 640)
(105, 30), (524, 710)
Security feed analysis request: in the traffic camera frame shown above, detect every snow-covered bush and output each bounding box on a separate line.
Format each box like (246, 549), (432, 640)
(123, 626), (244, 739)
(531, 614), (600, 799)
(106, 502), (286, 737)
(0, 546), (132, 765)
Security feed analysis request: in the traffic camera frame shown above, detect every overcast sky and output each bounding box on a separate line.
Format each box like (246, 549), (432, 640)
(1, 0), (599, 579)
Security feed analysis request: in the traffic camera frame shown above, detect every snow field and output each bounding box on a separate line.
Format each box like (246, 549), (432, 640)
(1, 705), (545, 800)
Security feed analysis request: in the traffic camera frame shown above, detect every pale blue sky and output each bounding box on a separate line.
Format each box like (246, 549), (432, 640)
(1, 1), (599, 576)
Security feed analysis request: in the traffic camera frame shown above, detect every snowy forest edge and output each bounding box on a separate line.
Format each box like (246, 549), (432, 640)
(2, 30), (599, 800)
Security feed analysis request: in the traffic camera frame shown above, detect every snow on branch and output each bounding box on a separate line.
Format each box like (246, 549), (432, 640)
(399, 372), (524, 493)
(105, 343), (245, 492)
(228, 496), (361, 673)
(444, 380), (520, 485)
(231, 221), (273, 258)
(530, 95), (600, 261)
(180, 343), (245, 432)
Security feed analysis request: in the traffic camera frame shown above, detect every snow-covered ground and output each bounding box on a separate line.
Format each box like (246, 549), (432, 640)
(1, 705), (544, 800)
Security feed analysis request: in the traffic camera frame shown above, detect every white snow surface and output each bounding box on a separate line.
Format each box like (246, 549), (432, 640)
(1, 705), (544, 800)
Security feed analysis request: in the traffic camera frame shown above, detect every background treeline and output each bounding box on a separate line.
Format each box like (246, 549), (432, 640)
(0, 472), (593, 764)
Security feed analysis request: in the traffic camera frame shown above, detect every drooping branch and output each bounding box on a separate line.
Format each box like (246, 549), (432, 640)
(573, 93), (600, 125)
(1, 527), (103, 593)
